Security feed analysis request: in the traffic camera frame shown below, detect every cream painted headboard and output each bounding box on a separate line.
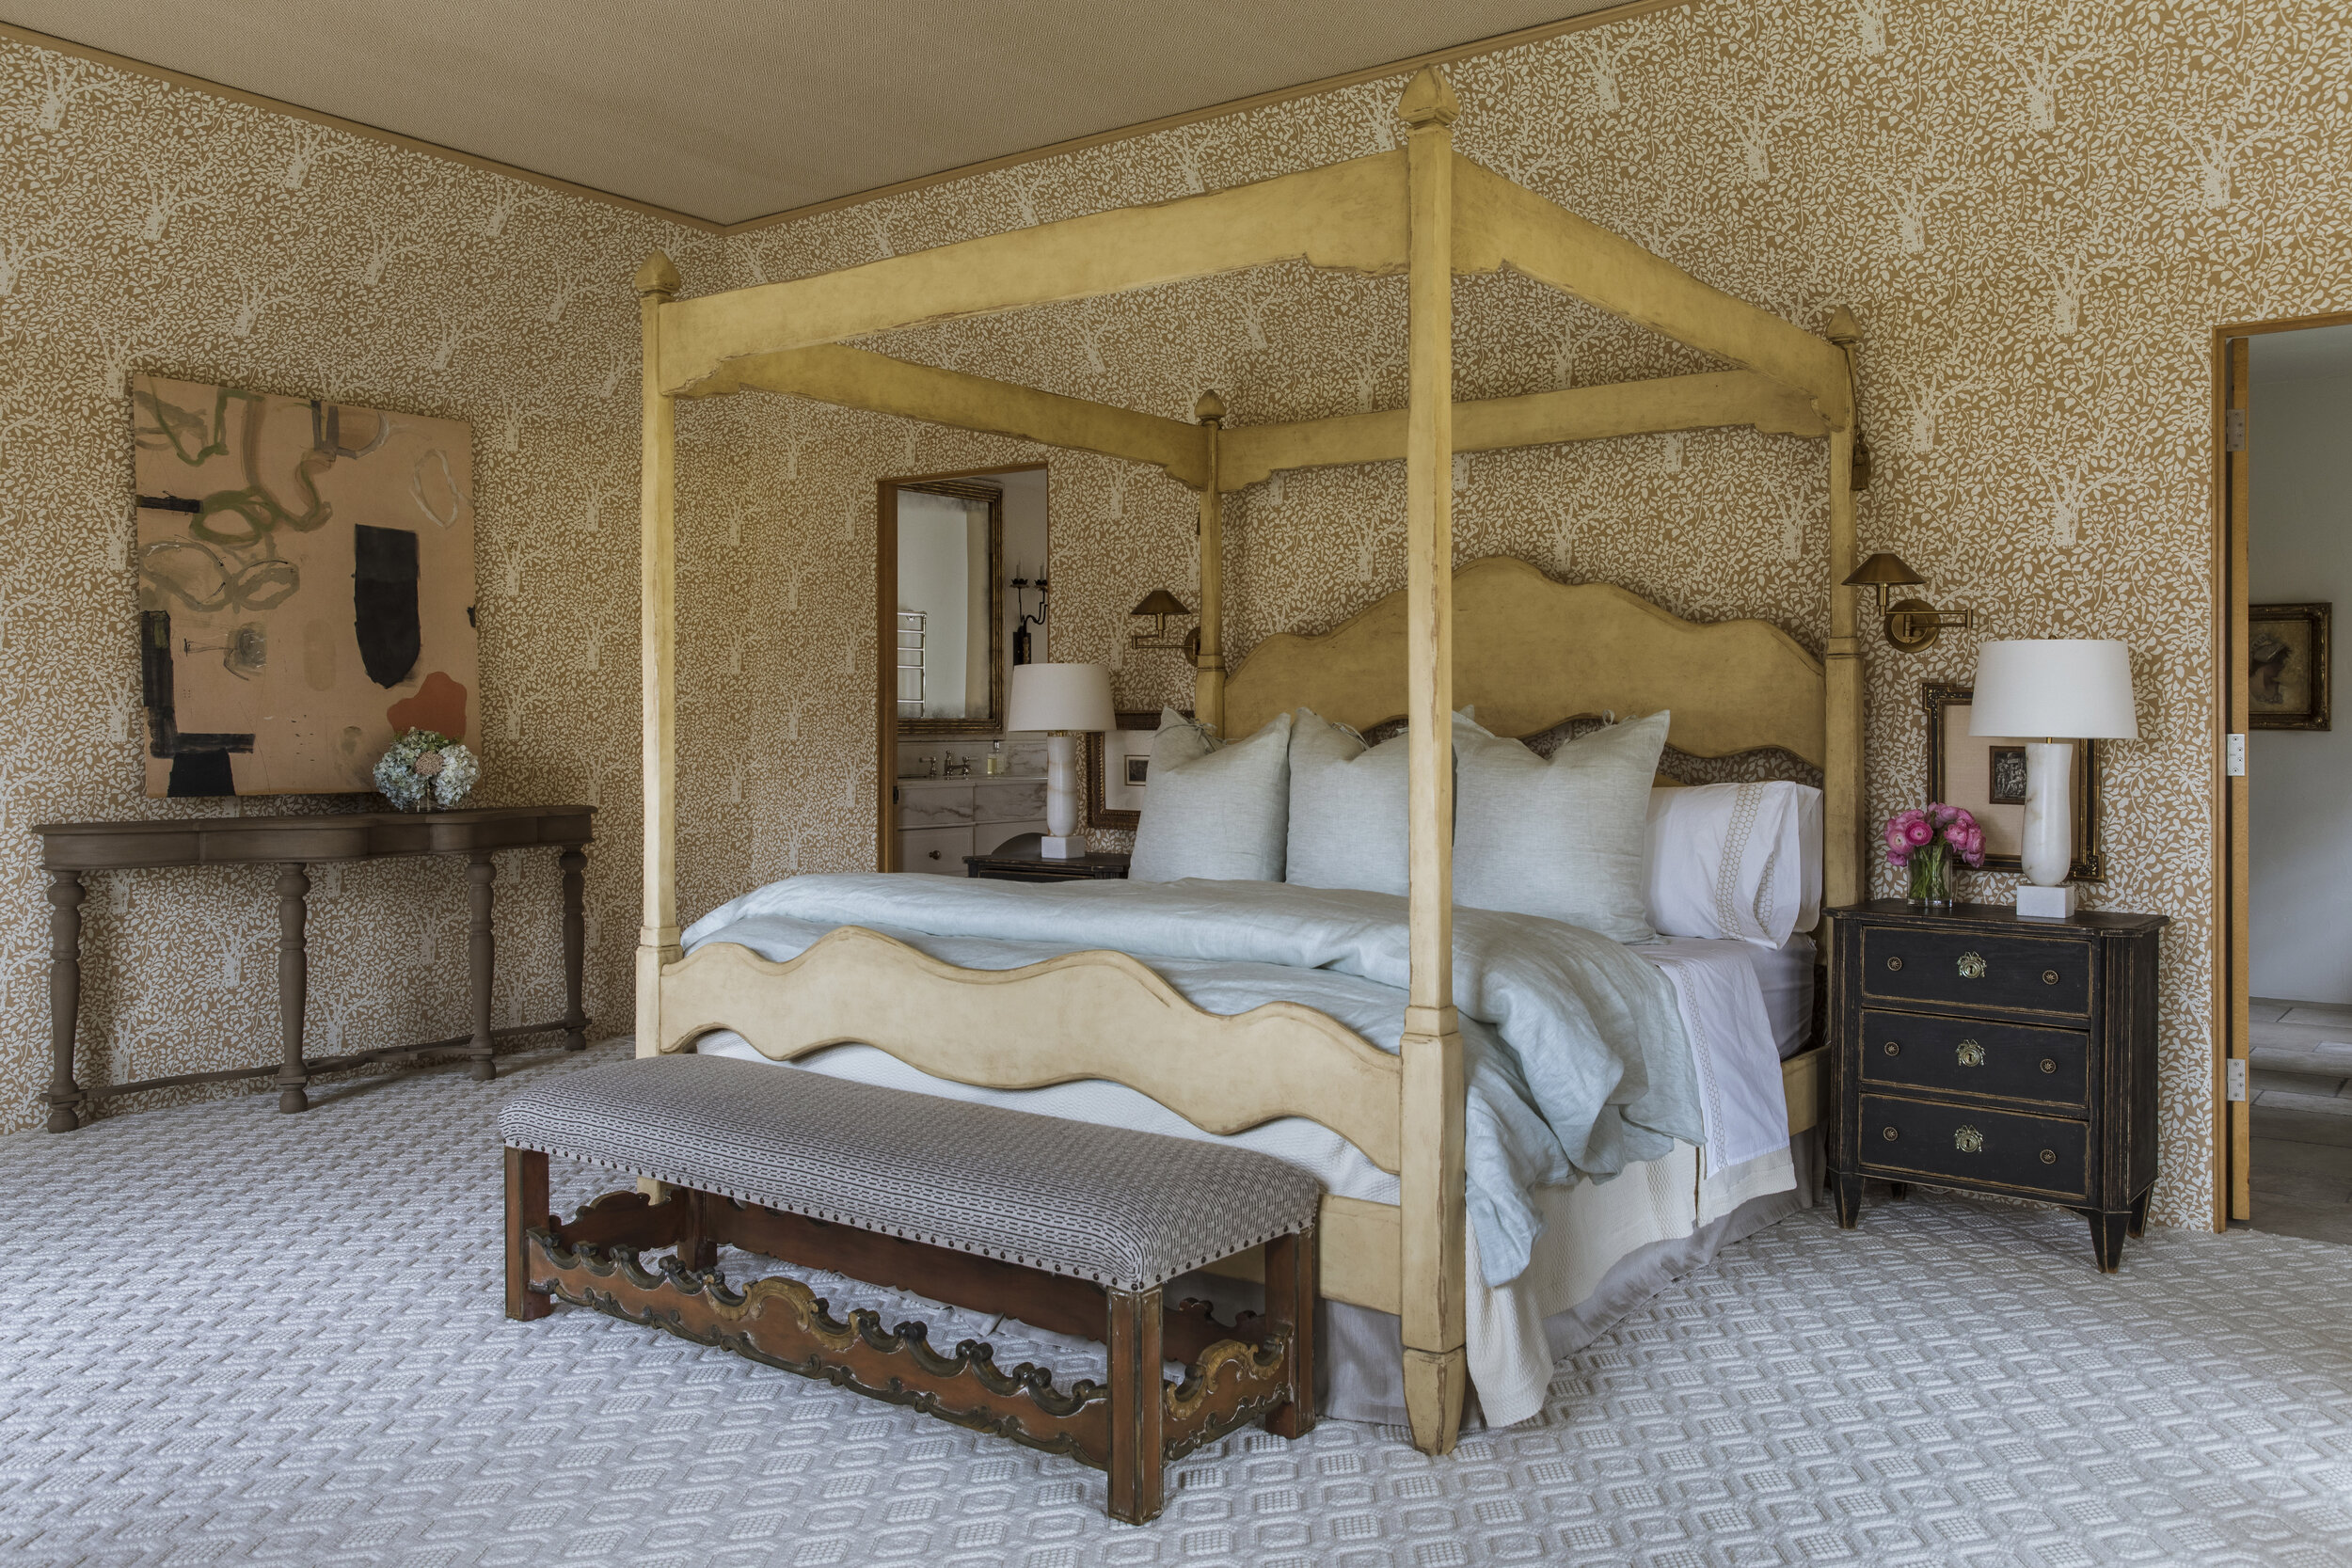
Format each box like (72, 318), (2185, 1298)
(1223, 556), (1825, 765)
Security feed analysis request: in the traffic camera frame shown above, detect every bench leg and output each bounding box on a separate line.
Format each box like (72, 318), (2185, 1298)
(1263, 1227), (1317, 1439)
(1105, 1286), (1166, 1525)
(504, 1147), (553, 1321)
(675, 1188), (719, 1272)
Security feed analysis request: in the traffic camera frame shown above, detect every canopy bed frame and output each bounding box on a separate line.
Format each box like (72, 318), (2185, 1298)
(631, 68), (1867, 1458)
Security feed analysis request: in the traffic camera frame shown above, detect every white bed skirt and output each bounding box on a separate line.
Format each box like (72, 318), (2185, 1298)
(1168, 1132), (1820, 1430)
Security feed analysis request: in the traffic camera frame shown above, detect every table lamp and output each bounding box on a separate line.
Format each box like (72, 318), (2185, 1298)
(1968, 640), (2137, 918)
(1006, 662), (1117, 859)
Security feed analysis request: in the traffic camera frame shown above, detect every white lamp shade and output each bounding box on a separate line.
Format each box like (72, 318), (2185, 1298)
(1969, 640), (2138, 740)
(1006, 662), (1117, 733)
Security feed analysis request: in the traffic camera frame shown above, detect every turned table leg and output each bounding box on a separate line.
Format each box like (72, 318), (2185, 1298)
(560, 847), (587, 1051)
(45, 869), (84, 1132)
(468, 851), (497, 1081)
(276, 864), (310, 1114)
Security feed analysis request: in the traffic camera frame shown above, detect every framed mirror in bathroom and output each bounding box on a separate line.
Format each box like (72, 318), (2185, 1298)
(889, 479), (1005, 737)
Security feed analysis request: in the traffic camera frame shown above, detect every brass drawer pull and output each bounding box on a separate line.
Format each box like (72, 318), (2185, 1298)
(2042, 969), (2060, 986)
(1886, 956), (1904, 972)
(1957, 952), (1987, 980)
(1883, 1041), (1900, 1056)
(1956, 1039), (1985, 1067)
(2041, 1058), (2057, 1074)
(1882, 1126), (1898, 1141)
(1954, 1124), (1983, 1153)
(2040, 1148), (2057, 1164)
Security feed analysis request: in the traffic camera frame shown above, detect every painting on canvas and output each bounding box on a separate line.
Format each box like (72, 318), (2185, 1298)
(133, 376), (478, 797)
(2249, 602), (2330, 732)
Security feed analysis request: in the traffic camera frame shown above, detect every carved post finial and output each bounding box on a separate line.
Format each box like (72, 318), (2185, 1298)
(1195, 389), (1226, 425)
(635, 251), (682, 299)
(1396, 67), (1460, 129)
(1824, 305), (1862, 346)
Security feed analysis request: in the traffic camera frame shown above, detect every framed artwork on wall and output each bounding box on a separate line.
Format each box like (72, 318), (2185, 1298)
(1922, 682), (2103, 881)
(1086, 710), (1167, 831)
(132, 375), (478, 798)
(2249, 602), (2330, 731)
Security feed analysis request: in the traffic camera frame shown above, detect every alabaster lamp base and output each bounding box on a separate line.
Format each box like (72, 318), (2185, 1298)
(2014, 881), (2078, 920)
(1041, 733), (1081, 859)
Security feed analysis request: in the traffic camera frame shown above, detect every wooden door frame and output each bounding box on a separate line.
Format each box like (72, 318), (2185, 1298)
(2210, 308), (2352, 1229)
(874, 462), (1049, 872)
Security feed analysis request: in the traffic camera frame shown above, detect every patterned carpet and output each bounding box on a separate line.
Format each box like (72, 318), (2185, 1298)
(5, 1041), (2352, 1568)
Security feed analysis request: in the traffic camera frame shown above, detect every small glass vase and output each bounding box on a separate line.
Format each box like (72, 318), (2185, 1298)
(1906, 846), (1954, 909)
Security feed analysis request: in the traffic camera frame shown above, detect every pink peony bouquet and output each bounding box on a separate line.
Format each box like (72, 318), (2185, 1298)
(1883, 802), (1985, 868)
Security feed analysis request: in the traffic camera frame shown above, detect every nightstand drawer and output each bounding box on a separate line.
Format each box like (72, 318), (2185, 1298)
(1858, 1092), (2088, 1201)
(1859, 1009), (2090, 1109)
(1858, 927), (2090, 1018)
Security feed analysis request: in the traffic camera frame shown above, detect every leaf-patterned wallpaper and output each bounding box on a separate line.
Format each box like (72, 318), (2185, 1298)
(7, 1), (2347, 1232)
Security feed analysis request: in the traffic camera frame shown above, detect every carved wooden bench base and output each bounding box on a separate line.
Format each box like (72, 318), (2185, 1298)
(503, 1148), (1316, 1523)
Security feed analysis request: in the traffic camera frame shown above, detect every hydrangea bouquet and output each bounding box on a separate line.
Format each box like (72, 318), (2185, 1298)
(374, 728), (480, 813)
(1883, 801), (1984, 907)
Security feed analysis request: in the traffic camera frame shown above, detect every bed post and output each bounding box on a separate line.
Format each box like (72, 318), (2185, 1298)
(1194, 392), (1226, 734)
(1396, 66), (1467, 1460)
(1822, 306), (1866, 908)
(636, 252), (683, 1059)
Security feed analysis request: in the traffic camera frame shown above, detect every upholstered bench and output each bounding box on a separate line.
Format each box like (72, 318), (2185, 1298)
(498, 1054), (1321, 1523)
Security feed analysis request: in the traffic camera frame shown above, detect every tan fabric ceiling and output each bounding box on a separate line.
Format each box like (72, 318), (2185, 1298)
(1, 0), (1639, 226)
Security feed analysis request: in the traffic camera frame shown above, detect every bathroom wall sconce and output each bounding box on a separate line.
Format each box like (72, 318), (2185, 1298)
(1843, 552), (1976, 653)
(1129, 588), (1196, 652)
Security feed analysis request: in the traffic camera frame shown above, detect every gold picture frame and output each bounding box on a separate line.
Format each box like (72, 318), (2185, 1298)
(1086, 710), (1168, 832)
(2249, 602), (2330, 731)
(1922, 682), (2102, 881)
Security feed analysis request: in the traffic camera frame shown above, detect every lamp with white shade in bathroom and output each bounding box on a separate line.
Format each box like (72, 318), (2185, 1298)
(1969, 640), (2137, 918)
(1006, 663), (1116, 858)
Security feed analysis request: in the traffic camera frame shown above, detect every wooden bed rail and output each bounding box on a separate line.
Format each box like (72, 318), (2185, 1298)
(658, 927), (1406, 1173)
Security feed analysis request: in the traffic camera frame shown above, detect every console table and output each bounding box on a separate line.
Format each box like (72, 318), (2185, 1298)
(33, 805), (594, 1132)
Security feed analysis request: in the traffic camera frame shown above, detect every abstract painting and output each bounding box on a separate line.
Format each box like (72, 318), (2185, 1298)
(134, 376), (478, 796)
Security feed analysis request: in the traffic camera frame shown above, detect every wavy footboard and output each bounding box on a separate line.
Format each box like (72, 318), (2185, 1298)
(659, 926), (1404, 1174)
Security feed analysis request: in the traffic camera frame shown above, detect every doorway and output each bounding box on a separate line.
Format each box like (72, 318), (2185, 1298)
(2217, 312), (2352, 1240)
(874, 464), (1050, 873)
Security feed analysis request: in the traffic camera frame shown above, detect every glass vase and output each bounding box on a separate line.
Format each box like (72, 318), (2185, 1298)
(1906, 846), (1953, 909)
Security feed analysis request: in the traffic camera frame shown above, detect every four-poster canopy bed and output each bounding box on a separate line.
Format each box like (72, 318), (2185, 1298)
(630, 67), (1867, 1457)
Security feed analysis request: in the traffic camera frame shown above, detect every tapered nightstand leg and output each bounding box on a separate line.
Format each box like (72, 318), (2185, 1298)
(1885, 1182), (1908, 1201)
(1834, 1172), (1863, 1229)
(2087, 1211), (2129, 1273)
(2127, 1186), (2150, 1240)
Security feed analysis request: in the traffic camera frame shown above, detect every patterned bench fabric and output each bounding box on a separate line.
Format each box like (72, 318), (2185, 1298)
(499, 1055), (1325, 1292)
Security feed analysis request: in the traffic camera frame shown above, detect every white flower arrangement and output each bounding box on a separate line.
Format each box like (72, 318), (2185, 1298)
(374, 728), (480, 812)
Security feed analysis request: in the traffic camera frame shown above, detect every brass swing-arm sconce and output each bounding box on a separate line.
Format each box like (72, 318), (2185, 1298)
(1843, 552), (1975, 653)
(1129, 588), (1200, 657)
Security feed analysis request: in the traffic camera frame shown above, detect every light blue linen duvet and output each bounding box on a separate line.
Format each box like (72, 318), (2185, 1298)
(679, 874), (1700, 1288)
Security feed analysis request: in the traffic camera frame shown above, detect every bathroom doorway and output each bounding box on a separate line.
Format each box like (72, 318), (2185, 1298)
(873, 465), (1050, 872)
(2217, 312), (2352, 1239)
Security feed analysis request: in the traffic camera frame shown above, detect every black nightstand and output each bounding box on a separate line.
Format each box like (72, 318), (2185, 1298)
(963, 833), (1131, 882)
(1828, 899), (2168, 1272)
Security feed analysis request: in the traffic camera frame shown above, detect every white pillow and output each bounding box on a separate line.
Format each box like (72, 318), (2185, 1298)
(1284, 709), (1410, 894)
(1645, 780), (1823, 946)
(1128, 708), (1293, 882)
(1453, 711), (1669, 942)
